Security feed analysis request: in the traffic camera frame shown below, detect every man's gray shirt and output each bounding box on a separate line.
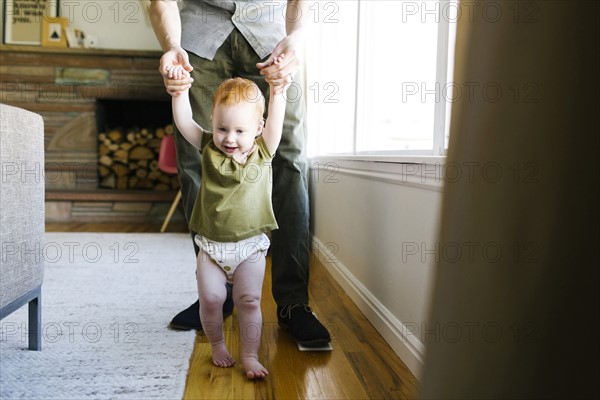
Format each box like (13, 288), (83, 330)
(180, 0), (287, 60)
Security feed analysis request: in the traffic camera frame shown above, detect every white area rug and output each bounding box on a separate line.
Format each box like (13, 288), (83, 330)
(0, 233), (198, 400)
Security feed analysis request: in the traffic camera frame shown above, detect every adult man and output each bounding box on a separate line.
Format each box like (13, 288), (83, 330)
(149, 0), (330, 346)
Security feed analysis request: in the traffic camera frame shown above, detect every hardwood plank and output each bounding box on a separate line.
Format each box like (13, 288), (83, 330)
(45, 222), (188, 233)
(46, 190), (178, 202)
(0, 65), (55, 83)
(0, 102), (96, 113)
(1, 51), (135, 69)
(0, 44), (162, 58)
(183, 256), (418, 399)
(309, 260), (419, 399)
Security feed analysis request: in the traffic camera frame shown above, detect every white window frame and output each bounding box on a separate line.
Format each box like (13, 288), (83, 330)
(310, 0), (456, 163)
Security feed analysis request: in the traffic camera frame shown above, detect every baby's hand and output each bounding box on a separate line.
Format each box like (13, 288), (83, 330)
(267, 54), (291, 94)
(271, 53), (285, 67)
(165, 64), (190, 80)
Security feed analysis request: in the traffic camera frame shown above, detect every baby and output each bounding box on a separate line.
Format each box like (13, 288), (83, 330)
(170, 55), (287, 379)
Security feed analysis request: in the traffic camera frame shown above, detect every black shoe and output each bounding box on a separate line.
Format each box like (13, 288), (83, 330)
(277, 304), (331, 347)
(169, 297), (234, 331)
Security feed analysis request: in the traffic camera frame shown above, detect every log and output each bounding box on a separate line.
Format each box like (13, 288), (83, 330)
(129, 146), (154, 160)
(100, 174), (115, 189)
(148, 170), (161, 181)
(157, 174), (170, 184)
(136, 178), (155, 189)
(107, 129), (123, 142)
(99, 155), (113, 167)
(171, 176), (180, 189)
(128, 176), (139, 188)
(98, 165), (111, 178)
(148, 138), (162, 150)
(98, 144), (110, 157)
(136, 169), (148, 179)
(111, 162), (129, 178)
(116, 176), (128, 190)
(113, 149), (129, 163)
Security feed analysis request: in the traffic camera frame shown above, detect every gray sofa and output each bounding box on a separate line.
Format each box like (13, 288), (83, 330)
(0, 104), (45, 350)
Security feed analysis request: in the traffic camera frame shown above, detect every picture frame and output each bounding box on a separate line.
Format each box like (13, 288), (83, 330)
(65, 27), (86, 48)
(4, 0), (59, 45)
(41, 16), (67, 47)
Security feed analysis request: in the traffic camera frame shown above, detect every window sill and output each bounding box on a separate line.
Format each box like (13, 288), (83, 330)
(309, 155), (447, 192)
(311, 154), (446, 164)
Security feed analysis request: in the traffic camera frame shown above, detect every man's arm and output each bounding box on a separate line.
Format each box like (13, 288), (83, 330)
(149, 0), (193, 96)
(284, 0), (308, 39)
(149, 0), (182, 53)
(256, 0), (308, 92)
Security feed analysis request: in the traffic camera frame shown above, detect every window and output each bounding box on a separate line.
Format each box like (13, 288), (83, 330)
(306, 0), (458, 157)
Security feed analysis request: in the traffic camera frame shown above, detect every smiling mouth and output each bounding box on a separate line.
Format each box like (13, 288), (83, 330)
(223, 146), (237, 153)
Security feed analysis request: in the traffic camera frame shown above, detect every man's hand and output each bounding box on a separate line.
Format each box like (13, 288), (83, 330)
(256, 31), (304, 94)
(159, 46), (194, 97)
(264, 54), (291, 96)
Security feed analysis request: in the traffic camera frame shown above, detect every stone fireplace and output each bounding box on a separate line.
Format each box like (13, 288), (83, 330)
(0, 45), (184, 224)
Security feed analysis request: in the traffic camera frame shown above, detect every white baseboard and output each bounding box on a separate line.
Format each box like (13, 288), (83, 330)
(312, 237), (426, 380)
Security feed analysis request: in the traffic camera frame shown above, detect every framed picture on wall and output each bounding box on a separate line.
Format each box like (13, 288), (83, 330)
(41, 16), (67, 47)
(4, 0), (59, 45)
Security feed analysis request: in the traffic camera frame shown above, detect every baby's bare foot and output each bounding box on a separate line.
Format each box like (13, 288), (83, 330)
(211, 343), (235, 368)
(242, 356), (268, 379)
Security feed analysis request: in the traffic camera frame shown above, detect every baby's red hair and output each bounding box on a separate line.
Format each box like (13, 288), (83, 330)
(212, 77), (265, 120)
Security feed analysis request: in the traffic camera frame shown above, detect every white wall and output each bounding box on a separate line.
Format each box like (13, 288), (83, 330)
(2, 0), (160, 50)
(59, 0), (159, 50)
(310, 159), (443, 379)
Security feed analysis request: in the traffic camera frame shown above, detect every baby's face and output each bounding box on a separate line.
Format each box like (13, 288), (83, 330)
(211, 102), (262, 158)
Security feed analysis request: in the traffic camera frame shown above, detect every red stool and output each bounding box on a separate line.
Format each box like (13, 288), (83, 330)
(158, 135), (182, 232)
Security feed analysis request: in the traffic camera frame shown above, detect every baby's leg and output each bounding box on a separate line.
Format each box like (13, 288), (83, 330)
(197, 250), (235, 367)
(233, 254), (268, 379)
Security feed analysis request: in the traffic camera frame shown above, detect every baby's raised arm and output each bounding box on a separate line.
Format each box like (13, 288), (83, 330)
(261, 55), (289, 155)
(171, 67), (203, 149)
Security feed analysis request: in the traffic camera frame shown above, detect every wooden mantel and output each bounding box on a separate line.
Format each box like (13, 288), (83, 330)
(0, 44), (168, 105)
(0, 44), (162, 57)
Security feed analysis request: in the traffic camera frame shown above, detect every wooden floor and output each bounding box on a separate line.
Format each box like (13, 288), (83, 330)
(47, 223), (419, 399)
(45, 221), (189, 233)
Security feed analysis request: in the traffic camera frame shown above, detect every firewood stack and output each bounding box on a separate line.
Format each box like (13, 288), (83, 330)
(98, 124), (179, 191)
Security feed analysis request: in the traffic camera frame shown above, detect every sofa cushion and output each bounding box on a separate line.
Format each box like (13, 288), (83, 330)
(0, 104), (45, 309)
